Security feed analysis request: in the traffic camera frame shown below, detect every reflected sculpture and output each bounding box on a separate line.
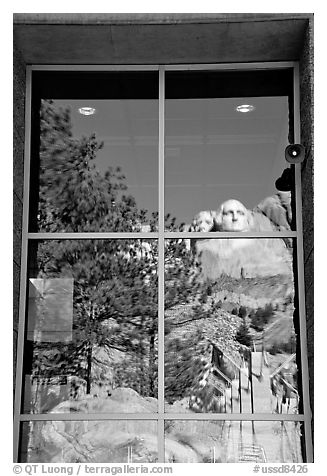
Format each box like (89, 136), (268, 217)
(191, 197), (292, 280)
(190, 210), (218, 232)
(215, 199), (253, 232)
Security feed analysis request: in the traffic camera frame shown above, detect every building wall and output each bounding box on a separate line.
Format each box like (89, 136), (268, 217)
(13, 41), (26, 388)
(13, 17), (314, 448)
(299, 19), (314, 437)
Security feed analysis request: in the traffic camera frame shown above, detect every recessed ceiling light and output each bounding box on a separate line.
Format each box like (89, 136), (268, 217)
(235, 104), (256, 113)
(78, 107), (96, 116)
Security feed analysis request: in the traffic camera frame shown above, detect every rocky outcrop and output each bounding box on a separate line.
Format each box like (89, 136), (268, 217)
(25, 386), (302, 463)
(27, 388), (157, 463)
(50, 387), (157, 414)
(196, 237), (292, 280)
(26, 388), (222, 463)
(254, 191), (292, 232)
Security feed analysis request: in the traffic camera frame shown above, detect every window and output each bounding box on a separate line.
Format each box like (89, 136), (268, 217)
(14, 64), (313, 463)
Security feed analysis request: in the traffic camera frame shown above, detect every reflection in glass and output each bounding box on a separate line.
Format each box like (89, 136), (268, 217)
(20, 420), (158, 463)
(164, 420), (303, 463)
(165, 96), (295, 231)
(165, 238), (299, 414)
(31, 96), (158, 232)
(23, 240), (158, 413)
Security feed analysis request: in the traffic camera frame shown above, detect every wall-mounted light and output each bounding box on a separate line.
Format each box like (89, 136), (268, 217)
(235, 104), (256, 113)
(285, 144), (305, 164)
(78, 107), (96, 116)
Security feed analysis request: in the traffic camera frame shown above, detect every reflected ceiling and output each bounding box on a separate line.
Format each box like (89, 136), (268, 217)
(54, 95), (288, 224)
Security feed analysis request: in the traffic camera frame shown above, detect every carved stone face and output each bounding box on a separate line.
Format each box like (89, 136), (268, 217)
(191, 211), (215, 232)
(219, 199), (249, 231)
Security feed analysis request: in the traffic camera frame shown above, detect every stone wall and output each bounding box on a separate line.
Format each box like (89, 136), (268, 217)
(13, 41), (26, 390)
(299, 19), (314, 445)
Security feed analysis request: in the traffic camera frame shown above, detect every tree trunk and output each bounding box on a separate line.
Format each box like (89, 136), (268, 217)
(149, 331), (156, 397)
(86, 342), (92, 394)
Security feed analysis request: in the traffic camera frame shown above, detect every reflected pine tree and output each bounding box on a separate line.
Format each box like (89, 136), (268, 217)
(29, 100), (221, 411)
(30, 100), (160, 409)
(38, 100), (148, 233)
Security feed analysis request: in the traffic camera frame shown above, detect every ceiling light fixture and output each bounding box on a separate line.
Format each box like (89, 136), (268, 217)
(78, 107), (96, 116)
(235, 104), (256, 113)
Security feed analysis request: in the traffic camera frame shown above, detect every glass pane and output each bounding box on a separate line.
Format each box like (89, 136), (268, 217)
(165, 420), (303, 463)
(20, 420), (158, 463)
(30, 72), (158, 232)
(165, 238), (300, 414)
(165, 71), (295, 233)
(23, 240), (158, 413)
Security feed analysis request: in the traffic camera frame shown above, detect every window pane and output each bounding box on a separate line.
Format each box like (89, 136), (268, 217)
(165, 238), (300, 414)
(20, 420), (158, 463)
(165, 71), (295, 232)
(29, 72), (158, 232)
(23, 240), (158, 413)
(165, 420), (303, 463)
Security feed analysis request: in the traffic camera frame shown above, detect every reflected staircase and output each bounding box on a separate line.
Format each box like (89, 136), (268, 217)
(211, 349), (289, 414)
(238, 443), (267, 463)
(208, 348), (299, 462)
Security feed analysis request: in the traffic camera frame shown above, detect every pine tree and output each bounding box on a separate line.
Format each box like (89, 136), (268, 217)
(235, 319), (253, 348)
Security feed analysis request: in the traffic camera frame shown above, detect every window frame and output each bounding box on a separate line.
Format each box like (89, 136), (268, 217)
(13, 62), (313, 463)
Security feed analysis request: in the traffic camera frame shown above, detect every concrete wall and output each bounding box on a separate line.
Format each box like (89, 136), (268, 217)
(13, 41), (26, 387)
(299, 19), (314, 439)
(13, 15), (309, 65)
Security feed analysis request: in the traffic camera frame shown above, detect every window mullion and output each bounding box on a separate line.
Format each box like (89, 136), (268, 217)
(13, 67), (33, 463)
(157, 66), (165, 462)
(19, 413), (305, 422)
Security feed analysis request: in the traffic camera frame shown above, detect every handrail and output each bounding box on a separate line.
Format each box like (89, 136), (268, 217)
(212, 342), (250, 380)
(278, 376), (299, 397)
(269, 353), (296, 379)
(212, 365), (233, 386)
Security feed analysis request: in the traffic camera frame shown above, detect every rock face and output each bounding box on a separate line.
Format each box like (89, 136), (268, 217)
(196, 237), (292, 280)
